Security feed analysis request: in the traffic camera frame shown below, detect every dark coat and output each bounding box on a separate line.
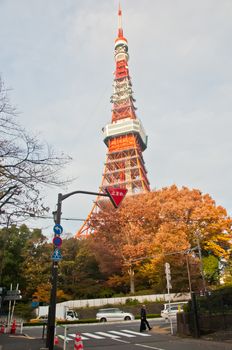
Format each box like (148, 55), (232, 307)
(140, 307), (147, 319)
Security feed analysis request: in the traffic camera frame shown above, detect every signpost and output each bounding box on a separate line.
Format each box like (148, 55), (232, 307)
(4, 295), (22, 301)
(4, 290), (22, 301)
(6, 284), (21, 327)
(52, 236), (62, 247)
(46, 187), (127, 350)
(105, 187), (128, 208)
(53, 224), (63, 235)
(6, 290), (21, 295)
(165, 262), (173, 335)
(52, 249), (62, 262)
(31, 301), (39, 308)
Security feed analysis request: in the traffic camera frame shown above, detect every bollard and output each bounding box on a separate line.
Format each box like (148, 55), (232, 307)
(74, 333), (84, 350)
(10, 320), (16, 334)
(54, 335), (59, 345)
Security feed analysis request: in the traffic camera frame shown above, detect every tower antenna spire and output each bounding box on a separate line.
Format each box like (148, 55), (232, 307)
(118, 2), (123, 38)
(76, 4), (150, 237)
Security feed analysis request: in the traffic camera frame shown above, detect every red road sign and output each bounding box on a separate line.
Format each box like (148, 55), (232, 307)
(105, 187), (128, 208)
(53, 236), (62, 247)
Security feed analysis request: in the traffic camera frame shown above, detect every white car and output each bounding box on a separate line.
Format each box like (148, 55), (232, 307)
(161, 302), (188, 320)
(96, 308), (135, 322)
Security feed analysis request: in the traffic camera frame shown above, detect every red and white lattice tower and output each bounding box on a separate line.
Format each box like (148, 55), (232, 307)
(77, 5), (150, 237)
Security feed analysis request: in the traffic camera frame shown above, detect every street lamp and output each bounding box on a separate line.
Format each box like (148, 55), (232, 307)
(46, 188), (127, 350)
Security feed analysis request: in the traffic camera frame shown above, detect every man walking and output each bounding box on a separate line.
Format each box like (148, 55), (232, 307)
(140, 304), (152, 332)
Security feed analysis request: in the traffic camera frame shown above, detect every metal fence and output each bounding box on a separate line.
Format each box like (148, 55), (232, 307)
(195, 290), (232, 332)
(177, 289), (232, 337)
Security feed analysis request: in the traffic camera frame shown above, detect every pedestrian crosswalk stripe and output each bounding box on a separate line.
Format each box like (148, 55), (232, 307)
(108, 330), (136, 337)
(69, 333), (89, 340)
(121, 329), (151, 337)
(58, 335), (73, 341)
(95, 331), (120, 338)
(82, 332), (105, 339)
(59, 329), (152, 341)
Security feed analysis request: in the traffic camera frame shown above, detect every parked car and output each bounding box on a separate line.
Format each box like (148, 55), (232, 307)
(29, 315), (48, 323)
(161, 302), (188, 320)
(96, 308), (135, 322)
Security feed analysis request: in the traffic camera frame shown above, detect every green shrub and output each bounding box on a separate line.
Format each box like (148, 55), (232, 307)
(24, 318), (97, 326)
(135, 313), (160, 320)
(125, 298), (139, 305)
(57, 318), (97, 325)
(15, 302), (35, 321)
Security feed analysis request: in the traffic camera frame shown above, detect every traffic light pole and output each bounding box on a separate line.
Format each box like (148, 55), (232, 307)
(46, 190), (112, 350)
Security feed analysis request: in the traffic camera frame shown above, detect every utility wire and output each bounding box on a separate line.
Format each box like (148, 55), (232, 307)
(130, 246), (199, 263)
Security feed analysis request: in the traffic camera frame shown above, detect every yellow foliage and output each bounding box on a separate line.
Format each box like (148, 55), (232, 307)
(89, 185), (232, 284)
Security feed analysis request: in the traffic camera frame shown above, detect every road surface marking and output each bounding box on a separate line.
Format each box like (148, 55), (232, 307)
(95, 331), (120, 338)
(24, 334), (36, 339)
(82, 332), (105, 339)
(64, 329), (154, 341)
(108, 330), (136, 337)
(113, 338), (131, 344)
(121, 329), (151, 337)
(68, 333), (89, 340)
(58, 335), (73, 341)
(135, 344), (165, 350)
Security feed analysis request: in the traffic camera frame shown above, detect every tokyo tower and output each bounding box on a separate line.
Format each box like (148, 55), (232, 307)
(77, 5), (150, 237)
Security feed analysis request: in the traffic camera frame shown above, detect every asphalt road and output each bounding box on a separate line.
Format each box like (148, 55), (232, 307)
(20, 319), (232, 350)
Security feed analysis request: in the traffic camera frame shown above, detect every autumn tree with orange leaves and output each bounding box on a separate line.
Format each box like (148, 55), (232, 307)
(89, 185), (232, 293)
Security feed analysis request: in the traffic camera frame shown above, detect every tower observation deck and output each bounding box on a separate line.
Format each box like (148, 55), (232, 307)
(76, 5), (150, 237)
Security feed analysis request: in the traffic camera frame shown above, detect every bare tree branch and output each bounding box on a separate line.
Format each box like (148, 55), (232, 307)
(0, 76), (73, 226)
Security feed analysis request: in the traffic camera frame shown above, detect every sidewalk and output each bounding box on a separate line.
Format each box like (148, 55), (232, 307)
(201, 328), (232, 344)
(152, 323), (232, 344)
(0, 334), (62, 350)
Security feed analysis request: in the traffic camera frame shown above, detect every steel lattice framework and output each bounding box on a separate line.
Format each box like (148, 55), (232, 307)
(76, 5), (150, 237)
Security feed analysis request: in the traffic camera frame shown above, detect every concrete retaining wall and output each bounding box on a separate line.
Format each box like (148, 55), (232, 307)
(57, 292), (190, 309)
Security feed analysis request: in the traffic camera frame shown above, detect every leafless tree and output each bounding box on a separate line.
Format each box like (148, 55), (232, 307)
(0, 77), (72, 226)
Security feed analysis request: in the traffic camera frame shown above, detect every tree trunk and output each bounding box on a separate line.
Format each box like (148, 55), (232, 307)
(128, 266), (135, 293)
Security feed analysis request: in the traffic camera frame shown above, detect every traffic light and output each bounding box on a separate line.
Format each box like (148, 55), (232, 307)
(165, 262), (172, 290)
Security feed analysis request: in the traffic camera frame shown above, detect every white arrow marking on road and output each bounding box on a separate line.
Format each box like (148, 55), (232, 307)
(121, 329), (151, 336)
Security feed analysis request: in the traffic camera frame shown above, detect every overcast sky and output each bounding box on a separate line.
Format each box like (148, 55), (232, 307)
(1, 0), (232, 238)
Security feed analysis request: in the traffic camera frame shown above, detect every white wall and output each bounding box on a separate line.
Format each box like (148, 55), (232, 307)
(56, 292), (190, 309)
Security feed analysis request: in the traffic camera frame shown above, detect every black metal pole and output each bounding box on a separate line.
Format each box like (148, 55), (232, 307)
(196, 233), (206, 294)
(191, 291), (200, 338)
(46, 193), (62, 350)
(42, 322), (46, 339)
(46, 190), (109, 350)
(186, 254), (192, 293)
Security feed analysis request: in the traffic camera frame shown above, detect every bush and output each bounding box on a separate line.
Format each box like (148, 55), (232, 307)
(135, 314), (160, 320)
(24, 318), (97, 326)
(15, 303), (35, 321)
(125, 298), (140, 306)
(132, 289), (156, 296)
